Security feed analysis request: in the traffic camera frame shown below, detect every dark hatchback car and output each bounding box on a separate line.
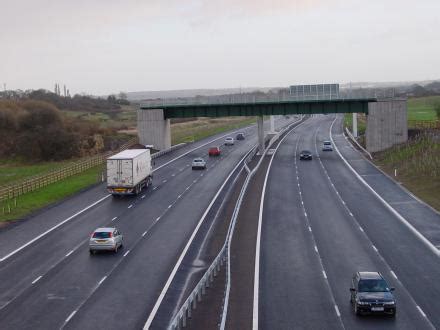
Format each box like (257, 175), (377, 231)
(350, 272), (396, 317)
(236, 132), (245, 140)
(299, 150), (313, 160)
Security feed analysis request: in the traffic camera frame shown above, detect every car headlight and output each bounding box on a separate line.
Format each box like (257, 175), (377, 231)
(384, 301), (395, 305)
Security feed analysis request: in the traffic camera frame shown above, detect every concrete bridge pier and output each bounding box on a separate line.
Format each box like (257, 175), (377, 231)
(137, 109), (171, 150)
(352, 113), (358, 137)
(257, 116), (265, 155)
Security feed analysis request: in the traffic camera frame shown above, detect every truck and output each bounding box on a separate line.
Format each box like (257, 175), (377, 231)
(106, 149), (153, 196)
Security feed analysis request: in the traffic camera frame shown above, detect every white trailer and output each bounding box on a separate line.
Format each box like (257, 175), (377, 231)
(106, 149), (153, 195)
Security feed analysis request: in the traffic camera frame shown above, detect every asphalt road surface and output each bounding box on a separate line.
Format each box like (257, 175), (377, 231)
(258, 114), (439, 329)
(0, 116), (297, 330)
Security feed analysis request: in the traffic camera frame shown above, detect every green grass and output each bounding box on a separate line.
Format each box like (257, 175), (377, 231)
(0, 159), (71, 186)
(407, 96), (440, 121)
(374, 133), (440, 211)
(343, 113), (367, 136)
(171, 117), (257, 145)
(0, 165), (103, 222)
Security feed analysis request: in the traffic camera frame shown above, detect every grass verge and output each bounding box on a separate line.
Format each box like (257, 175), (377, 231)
(0, 165), (103, 222)
(407, 96), (440, 121)
(373, 133), (440, 211)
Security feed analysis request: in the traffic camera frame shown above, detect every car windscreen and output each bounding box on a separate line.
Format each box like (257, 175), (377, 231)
(93, 232), (111, 239)
(194, 159), (203, 162)
(301, 150), (311, 154)
(324, 142), (331, 145)
(358, 279), (389, 292)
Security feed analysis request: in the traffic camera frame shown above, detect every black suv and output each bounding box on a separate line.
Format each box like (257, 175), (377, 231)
(350, 272), (396, 317)
(236, 132), (245, 140)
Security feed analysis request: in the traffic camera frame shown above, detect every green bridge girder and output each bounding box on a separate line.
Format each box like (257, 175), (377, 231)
(140, 98), (376, 119)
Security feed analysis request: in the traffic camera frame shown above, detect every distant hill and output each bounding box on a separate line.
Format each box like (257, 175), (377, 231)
(126, 87), (278, 101)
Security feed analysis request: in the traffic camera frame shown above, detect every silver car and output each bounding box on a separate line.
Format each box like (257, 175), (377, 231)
(225, 137), (234, 146)
(89, 227), (123, 254)
(192, 157), (206, 170)
(323, 140), (333, 151)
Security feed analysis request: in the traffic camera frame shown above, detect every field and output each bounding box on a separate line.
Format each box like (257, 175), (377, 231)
(407, 96), (440, 121)
(374, 133), (440, 211)
(0, 165), (103, 222)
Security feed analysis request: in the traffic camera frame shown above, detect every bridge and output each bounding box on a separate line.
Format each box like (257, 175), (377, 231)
(138, 86), (407, 153)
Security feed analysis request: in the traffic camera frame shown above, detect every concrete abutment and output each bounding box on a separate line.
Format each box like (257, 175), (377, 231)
(137, 109), (171, 151)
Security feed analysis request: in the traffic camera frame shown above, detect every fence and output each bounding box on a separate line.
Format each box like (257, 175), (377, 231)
(0, 137), (138, 208)
(169, 116), (303, 330)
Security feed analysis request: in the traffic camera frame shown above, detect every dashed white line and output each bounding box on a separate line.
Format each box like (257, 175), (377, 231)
(308, 226), (312, 232)
(111, 216), (118, 221)
(193, 179), (197, 183)
(349, 212), (353, 217)
(186, 187), (190, 191)
(65, 250), (74, 257)
(359, 226), (364, 232)
(153, 186), (158, 190)
(162, 179), (167, 183)
(177, 195), (182, 199)
(168, 205), (172, 209)
(314, 246), (318, 253)
(322, 270), (328, 279)
(372, 245), (378, 252)
(128, 204), (133, 209)
(304, 211), (307, 217)
(123, 250), (130, 257)
(417, 305), (427, 317)
(334, 305), (341, 317)
(390, 270), (398, 280)
(32, 275), (42, 284)
(171, 174), (175, 177)
(156, 216), (161, 221)
(142, 231), (148, 237)
(65, 310), (77, 324)
(98, 276), (107, 286)
(141, 195), (146, 199)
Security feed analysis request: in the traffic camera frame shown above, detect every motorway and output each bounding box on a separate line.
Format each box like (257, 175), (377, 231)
(0, 116), (296, 330)
(257, 114), (440, 329)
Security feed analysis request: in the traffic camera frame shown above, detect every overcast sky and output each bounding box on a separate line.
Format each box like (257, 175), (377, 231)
(1, 0), (439, 95)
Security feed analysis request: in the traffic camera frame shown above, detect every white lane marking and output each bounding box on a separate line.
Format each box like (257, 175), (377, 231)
(349, 212), (354, 217)
(0, 194), (110, 262)
(390, 270), (398, 280)
(65, 250), (74, 257)
(308, 226), (312, 232)
(153, 186), (158, 190)
(144, 142), (260, 330)
(65, 311), (77, 324)
(98, 276), (107, 286)
(128, 204), (133, 209)
(417, 306), (427, 317)
(168, 205), (172, 209)
(162, 179), (167, 183)
(334, 305), (341, 317)
(177, 195), (182, 199)
(304, 211), (307, 217)
(186, 187), (190, 191)
(193, 179), (197, 183)
(111, 216), (118, 221)
(372, 245), (378, 253)
(156, 217), (161, 221)
(359, 226), (364, 232)
(329, 118), (440, 258)
(142, 231), (148, 237)
(141, 195), (146, 199)
(123, 250), (130, 257)
(322, 270), (328, 279)
(314, 246), (318, 253)
(32, 276), (42, 284)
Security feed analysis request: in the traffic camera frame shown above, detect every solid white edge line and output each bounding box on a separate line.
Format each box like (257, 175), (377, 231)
(334, 305), (341, 317)
(417, 306), (427, 317)
(144, 145), (256, 330)
(390, 270), (398, 280)
(329, 117), (440, 258)
(0, 194), (110, 262)
(252, 119), (307, 330)
(65, 310), (77, 324)
(32, 275), (42, 284)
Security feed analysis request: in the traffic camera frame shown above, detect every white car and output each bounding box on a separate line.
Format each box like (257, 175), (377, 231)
(322, 141), (333, 151)
(89, 227), (123, 254)
(192, 157), (206, 170)
(224, 137), (234, 146)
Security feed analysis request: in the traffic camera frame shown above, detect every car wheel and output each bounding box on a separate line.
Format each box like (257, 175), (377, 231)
(89, 250), (95, 255)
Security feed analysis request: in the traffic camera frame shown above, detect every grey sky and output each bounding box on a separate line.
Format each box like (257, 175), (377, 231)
(1, 0), (439, 95)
